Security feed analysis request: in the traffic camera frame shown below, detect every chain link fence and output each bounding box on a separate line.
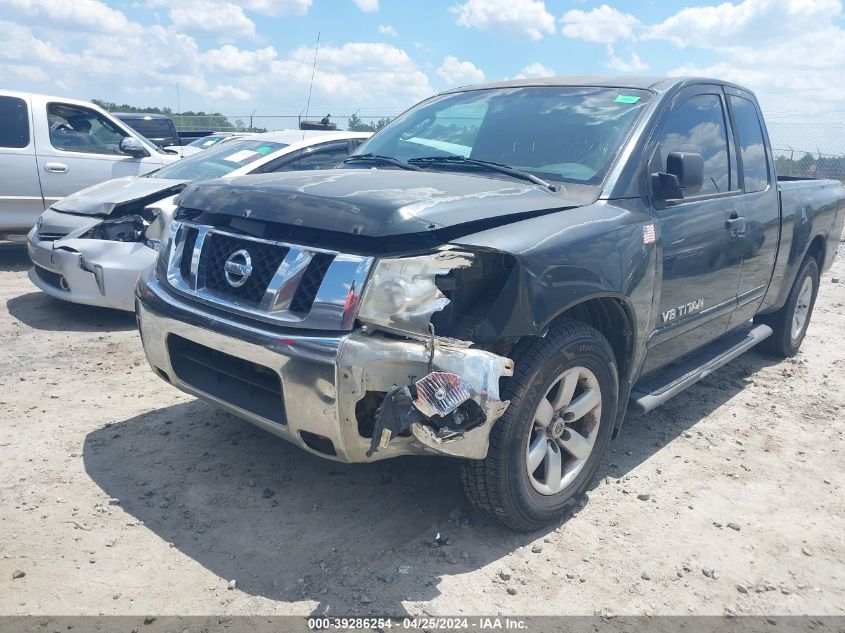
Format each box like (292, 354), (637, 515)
(173, 113), (845, 182)
(766, 119), (845, 181)
(173, 113), (394, 134)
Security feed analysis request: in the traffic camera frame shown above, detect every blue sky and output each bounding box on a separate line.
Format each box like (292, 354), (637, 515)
(3, 0), (845, 127)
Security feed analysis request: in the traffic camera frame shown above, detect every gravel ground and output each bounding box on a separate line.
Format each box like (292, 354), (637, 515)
(1, 240), (843, 617)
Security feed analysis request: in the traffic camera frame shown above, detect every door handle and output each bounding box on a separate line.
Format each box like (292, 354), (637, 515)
(725, 211), (746, 234)
(44, 162), (68, 173)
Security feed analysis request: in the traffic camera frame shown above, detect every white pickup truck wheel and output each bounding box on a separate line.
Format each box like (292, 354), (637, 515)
(460, 319), (618, 532)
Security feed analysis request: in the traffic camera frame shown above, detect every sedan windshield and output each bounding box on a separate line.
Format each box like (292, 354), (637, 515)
(187, 134), (231, 149)
(152, 139), (288, 181)
(353, 86), (652, 185)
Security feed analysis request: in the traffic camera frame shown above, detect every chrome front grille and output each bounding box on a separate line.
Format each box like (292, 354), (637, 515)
(179, 227), (198, 279)
(163, 221), (373, 331)
(289, 252), (334, 316)
(201, 233), (290, 306)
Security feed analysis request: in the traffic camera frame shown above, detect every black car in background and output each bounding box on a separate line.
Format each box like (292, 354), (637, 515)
(113, 112), (180, 148)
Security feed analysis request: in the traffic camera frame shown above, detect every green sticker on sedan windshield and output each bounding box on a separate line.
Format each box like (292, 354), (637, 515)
(257, 146), (273, 153)
(615, 95), (641, 104)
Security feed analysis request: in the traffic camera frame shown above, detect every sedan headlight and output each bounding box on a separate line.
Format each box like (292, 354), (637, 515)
(357, 248), (474, 335)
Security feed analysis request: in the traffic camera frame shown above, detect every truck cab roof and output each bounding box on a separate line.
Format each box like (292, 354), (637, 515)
(442, 75), (755, 97)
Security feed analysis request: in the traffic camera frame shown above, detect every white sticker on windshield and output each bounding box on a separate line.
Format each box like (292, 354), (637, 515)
(224, 150), (258, 163)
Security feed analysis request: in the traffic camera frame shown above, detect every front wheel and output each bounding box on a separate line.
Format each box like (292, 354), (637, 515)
(755, 257), (819, 358)
(460, 319), (618, 531)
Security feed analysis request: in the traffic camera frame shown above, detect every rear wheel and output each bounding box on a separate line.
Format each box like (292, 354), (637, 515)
(460, 319), (618, 531)
(755, 257), (819, 358)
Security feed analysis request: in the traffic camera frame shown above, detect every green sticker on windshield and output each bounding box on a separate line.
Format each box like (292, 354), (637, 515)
(257, 146), (273, 153)
(615, 95), (641, 104)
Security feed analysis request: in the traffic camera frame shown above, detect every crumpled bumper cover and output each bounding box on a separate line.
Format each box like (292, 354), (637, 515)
(136, 279), (513, 463)
(27, 224), (156, 312)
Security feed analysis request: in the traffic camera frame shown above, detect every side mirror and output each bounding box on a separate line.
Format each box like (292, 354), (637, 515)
(120, 137), (148, 158)
(652, 151), (704, 200)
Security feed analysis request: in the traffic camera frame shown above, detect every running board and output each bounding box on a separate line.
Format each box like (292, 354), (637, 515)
(629, 323), (772, 414)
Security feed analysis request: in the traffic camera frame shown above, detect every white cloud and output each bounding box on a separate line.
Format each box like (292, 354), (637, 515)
(436, 55), (485, 86)
(645, 0), (840, 48)
(378, 24), (398, 37)
(605, 45), (647, 72)
(201, 45), (277, 74)
(241, 0), (312, 15)
(207, 84), (251, 101)
(352, 0), (379, 11)
(648, 0), (845, 114)
(0, 21), (69, 65)
(156, 0), (256, 38)
(452, 0), (555, 40)
(3, 64), (50, 83)
(560, 4), (641, 44)
(267, 42), (434, 108)
(4, 0), (135, 33)
(513, 62), (555, 79)
(1, 13), (433, 114)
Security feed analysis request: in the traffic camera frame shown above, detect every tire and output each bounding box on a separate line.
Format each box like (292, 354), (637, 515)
(755, 257), (819, 358)
(460, 319), (618, 532)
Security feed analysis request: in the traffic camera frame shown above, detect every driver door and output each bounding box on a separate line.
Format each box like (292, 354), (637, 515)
(642, 86), (744, 374)
(35, 102), (162, 208)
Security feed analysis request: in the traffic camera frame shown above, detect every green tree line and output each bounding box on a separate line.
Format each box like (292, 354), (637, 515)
(92, 99), (395, 133)
(346, 113), (392, 132)
(774, 153), (845, 181)
(91, 99), (264, 132)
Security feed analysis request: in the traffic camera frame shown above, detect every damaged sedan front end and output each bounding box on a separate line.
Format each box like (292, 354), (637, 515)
(27, 178), (183, 311)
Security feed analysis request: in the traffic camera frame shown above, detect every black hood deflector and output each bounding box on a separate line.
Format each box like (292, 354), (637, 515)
(176, 169), (597, 242)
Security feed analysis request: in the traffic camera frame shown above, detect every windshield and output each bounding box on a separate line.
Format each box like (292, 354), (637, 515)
(354, 86), (652, 185)
(151, 139), (288, 181)
(187, 135), (230, 148)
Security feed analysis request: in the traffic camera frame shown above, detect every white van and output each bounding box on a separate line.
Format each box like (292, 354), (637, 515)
(0, 90), (179, 235)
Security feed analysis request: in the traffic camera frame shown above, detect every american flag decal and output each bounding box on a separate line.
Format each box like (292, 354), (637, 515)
(642, 223), (656, 244)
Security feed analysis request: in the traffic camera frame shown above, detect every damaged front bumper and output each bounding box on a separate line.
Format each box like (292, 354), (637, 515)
(27, 211), (157, 312)
(137, 279), (513, 462)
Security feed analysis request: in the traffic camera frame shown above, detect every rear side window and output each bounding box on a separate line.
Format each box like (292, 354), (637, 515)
(729, 96), (769, 193)
(655, 94), (733, 196)
(0, 96), (30, 148)
(294, 144), (350, 170)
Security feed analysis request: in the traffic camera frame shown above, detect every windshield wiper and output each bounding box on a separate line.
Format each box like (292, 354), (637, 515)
(342, 153), (422, 171)
(408, 156), (559, 191)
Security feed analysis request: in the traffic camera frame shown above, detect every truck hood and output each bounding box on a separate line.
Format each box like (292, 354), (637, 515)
(52, 176), (188, 217)
(176, 169), (599, 239)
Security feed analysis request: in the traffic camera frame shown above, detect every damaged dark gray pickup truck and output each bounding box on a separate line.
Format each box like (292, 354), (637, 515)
(136, 77), (845, 530)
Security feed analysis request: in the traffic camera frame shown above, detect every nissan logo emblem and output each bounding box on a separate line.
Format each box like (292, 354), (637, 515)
(223, 249), (253, 288)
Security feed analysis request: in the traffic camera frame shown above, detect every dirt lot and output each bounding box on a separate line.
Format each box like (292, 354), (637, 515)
(1, 240), (843, 618)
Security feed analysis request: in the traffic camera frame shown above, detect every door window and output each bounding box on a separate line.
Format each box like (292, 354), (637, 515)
(47, 103), (128, 155)
(0, 96), (30, 148)
(294, 144), (350, 170)
(655, 94), (734, 196)
(729, 96), (769, 193)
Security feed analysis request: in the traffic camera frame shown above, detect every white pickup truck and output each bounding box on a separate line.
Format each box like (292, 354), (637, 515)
(0, 90), (179, 236)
